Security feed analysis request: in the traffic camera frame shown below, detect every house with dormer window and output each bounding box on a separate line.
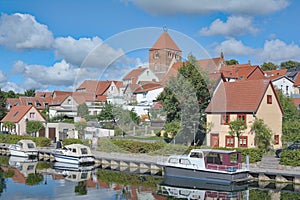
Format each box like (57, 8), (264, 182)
(206, 79), (283, 149)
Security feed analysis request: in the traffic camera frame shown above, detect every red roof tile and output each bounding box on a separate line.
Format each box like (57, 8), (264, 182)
(264, 69), (288, 81)
(221, 64), (264, 80)
(206, 79), (282, 113)
(150, 31), (181, 51)
(293, 72), (300, 86)
(1, 105), (33, 122)
(123, 68), (147, 81)
(133, 82), (163, 93)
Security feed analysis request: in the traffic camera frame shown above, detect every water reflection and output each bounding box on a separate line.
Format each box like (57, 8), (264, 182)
(158, 176), (249, 199)
(0, 158), (300, 199)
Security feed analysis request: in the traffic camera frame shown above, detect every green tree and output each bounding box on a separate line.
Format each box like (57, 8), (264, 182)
(25, 173), (43, 186)
(5, 90), (16, 98)
(228, 119), (247, 147)
(157, 54), (212, 145)
(226, 59), (239, 65)
(97, 102), (115, 121)
(261, 62), (278, 71)
(280, 60), (300, 69)
(26, 121), (44, 137)
(282, 121), (300, 143)
(0, 90), (7, 120)
(251, 119), (272, 150)
(75, 121), (87, 139)
(77, 103), (89, 118)
(75, 181), (87, 195)
(24, 88), (35, 97)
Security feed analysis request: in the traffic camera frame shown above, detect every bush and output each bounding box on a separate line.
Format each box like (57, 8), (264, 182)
(0, 134), (51, 147)
(280, 150), (300, 166)
(110, 139), (166, 153)
(62, 138), (83, 146)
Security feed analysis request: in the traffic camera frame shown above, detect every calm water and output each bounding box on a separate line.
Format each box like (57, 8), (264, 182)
(1, 156), (300, 200)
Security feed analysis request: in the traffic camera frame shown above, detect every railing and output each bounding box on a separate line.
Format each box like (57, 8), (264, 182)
(206, 163), (245, 172)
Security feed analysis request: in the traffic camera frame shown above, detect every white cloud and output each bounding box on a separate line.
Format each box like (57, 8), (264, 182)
(11, 60), (26, 74)
(259, 39), (300, 62)
(126, 0), (289, 15)
(2, 82), (25, 93)
(54, 36), (102, 66)
(200, 16), (259, 37)
(0, 13), (54, 50)
(214, 38), (300, 64)
(0, 71), (8, 88)
(214, 38), (255, 56)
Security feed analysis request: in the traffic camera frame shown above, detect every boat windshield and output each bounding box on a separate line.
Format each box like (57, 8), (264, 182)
(27, 143), (35, 149)
(81, 148), (88, 155)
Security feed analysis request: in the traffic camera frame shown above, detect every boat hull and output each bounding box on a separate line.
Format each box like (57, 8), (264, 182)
(53, 153), (95, 165)
(164, 166), (249, 185)
(9, 148), (38, 158)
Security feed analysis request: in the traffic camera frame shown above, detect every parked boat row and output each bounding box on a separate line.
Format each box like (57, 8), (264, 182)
(8, 140), (95, 166)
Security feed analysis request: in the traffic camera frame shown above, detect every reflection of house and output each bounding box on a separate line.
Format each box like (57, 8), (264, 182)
(206, 79), (283, 149)
(1, 105), (46, 136)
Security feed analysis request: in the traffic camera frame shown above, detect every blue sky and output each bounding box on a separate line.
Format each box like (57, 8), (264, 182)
(0, 0), (299, 93)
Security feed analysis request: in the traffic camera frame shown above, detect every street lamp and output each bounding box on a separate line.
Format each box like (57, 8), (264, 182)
(193, 122), (196, 146)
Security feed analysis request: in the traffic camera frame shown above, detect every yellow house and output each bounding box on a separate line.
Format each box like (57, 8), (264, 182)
(205, 79), (283, 149)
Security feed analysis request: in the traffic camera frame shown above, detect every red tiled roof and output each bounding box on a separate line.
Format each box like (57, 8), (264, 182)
(221, 64), (264, 80)
(133, 82), (163, 93)
(1, 105), (33, 122)
(123, 68), (147, 81)
(293, 72), (300, 86)
(264, 69), (288, 80)
(150, 31), (181, 51)
(206, 79), (283, 114)
(76, 80), (111, 95)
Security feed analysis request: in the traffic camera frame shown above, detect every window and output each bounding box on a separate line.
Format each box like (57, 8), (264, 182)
(225, 136), (235, 147)
(143, 92), (147, 98)
(29, 112), (35, 118)
(267, 95), (272, 104)
(68, 99), (71, 105)
(154, 51), (159, 59)
(239, 136), (248, 148)
(274, 135), (279, 145)
(237, 114), (246, 124)
(221, 114), (230, 125)
(286, 86), (289, 95)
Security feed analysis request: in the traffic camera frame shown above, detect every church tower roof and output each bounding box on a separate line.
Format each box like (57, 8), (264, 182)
(150, 31), (181, 52)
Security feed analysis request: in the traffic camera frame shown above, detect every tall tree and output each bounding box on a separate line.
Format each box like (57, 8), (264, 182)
(261, 62), (278, 71)
(5, 90), (16, 98)
(228, 119), (247, 147)
(0, 90), (6, 120)
(77, 103), (89, 118)
(251, 119), (272, 150)
(97, 102), (115, 121)
(75, 121), (88, 139)
(157, 54), (212, 145)
(24, 88), (35, 97)
(280, 60), (300, 69)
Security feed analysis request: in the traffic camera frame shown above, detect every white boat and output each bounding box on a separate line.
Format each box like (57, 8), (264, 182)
(8, 139), (38, 158)
(52, 143), (95, 165)
(164, 149), (249, 185)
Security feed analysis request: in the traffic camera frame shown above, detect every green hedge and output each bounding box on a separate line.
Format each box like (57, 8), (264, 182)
(110, 139), (166, 153)
(0, 134), (51, 147)
(280, 150), (300, 166)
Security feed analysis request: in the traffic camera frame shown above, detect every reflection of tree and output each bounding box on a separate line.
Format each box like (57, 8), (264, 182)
(75, 181), (87, 195)
(25, 173), (43, 186)
(0, 168), (7, 197)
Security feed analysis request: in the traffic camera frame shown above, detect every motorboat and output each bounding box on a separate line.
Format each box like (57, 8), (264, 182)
(164, 149), (249, 185)
(52, 143), (95, 165)
(8, 140), (38, 158)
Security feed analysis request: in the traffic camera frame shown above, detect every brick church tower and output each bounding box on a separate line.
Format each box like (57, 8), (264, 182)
(149, 30), (182, 79)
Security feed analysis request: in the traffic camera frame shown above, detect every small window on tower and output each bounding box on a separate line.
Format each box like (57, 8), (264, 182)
(154, 51), (159, 59)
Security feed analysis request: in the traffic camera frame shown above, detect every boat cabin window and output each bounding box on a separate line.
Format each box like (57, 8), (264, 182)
(18, 142), (23, 148)
(81, 148), (88, 155)
(179, 159), (191, 165)
(27, 143), (35, 149)
(206, 153), (222, 165)
(168, 158), (178, 164)
(69, 148), (76, 153)
(190, 152), (202, 158)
